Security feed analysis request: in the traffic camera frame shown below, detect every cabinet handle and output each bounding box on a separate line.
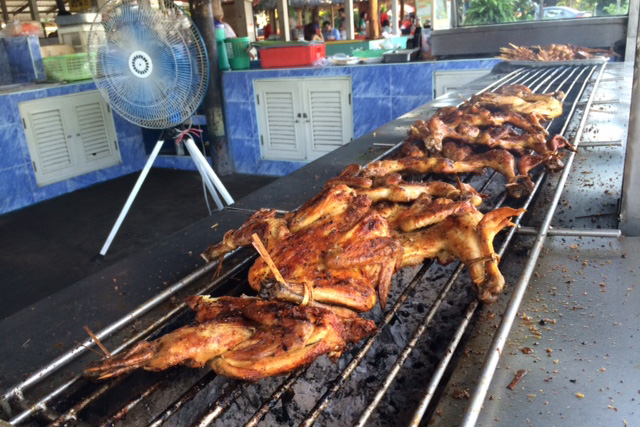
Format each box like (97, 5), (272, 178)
(302, 113), (308, 118)
(297, 113), (302, 118)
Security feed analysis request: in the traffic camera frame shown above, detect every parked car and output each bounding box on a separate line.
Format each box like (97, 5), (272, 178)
(543, 6), (593, 19)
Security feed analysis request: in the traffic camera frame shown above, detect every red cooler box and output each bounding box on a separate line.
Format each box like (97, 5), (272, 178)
(259, 44), (326, 69)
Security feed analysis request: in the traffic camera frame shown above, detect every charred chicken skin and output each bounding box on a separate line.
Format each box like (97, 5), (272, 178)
(84, 296), (376, 381)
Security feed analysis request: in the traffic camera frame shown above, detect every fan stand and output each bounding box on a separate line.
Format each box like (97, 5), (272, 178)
(97, 137), (234, 257)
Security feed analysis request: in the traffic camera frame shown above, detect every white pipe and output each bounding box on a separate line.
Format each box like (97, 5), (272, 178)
(99, 139), (165, 256)
(183, 137), (225, 210)
(183, 137), (234, 205)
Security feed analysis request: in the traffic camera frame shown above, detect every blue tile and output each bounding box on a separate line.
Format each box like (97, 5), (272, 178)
(391, 96), (431, 119)
(222, 72), (250, 102)
(352, 96), (392, 138)
(154, 155), (200, 171)
(45, 85), (84, 98)
(389, 63), (433, 97)
(27, 36), (45, 80)
(66, 170), (101, 192)
(225, 101), (258, 139)
(31, 178), (69, 203)
(0, 164), (35, 213)
(4, 36), (37, 83)
(230, 136), (260, 173)
(118, 136), (147, 170)
(351, 66), (390, 97)
(0, 125), (30, 169)
(253, 159), (304, 176)
(0, 96), (18, 127)
(0, 41), (11, 85)
(433, 59), (500, 71)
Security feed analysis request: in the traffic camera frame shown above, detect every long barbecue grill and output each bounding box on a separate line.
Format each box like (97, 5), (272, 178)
(0, 60), (632, 427)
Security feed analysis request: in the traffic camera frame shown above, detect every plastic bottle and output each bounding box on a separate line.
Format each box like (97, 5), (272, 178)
(215, 25), (230, 71)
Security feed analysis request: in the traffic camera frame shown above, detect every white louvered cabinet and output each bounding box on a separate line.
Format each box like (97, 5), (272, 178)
(20, 91), (121, 186)
(255, 78), (352, 162)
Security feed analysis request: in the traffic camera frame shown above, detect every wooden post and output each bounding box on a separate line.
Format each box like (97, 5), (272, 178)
(297, 8), (303, 25)
(345, 0), (355, 39)
(233, 0), (256, 41)
(400, 0), (404, 30)
(370, 0), (380, 38)
(1, 0), (10, 23)
(28, 0), (40, 21)
(190, 0), (233, 175)
(312, 6), (319, 24)
(331, 5), (335, 27)
(277, 0), (291, 41)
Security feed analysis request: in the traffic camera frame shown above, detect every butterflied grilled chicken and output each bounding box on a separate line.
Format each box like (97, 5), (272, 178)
(499, 43), (615, 62)
(363, 147), (534, 198)
(84, 296), (376, 381)
(397, 205), (524, 303)
(469, 85), (565, 120)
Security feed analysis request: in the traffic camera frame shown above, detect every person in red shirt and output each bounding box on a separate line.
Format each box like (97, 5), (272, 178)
(263, 23), (272, 40)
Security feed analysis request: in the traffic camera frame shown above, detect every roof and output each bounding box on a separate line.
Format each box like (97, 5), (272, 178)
(3, 0), (65, 23)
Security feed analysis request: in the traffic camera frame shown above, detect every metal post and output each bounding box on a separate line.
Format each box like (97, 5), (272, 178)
(391, 0), (399, 35)
(0, 0), (9, 24)
(625, 0), (639, 61)
(277, 0), (291, 41)
(28, 0), (39, 21)
(190, 0), (233, 175)
(620, 13), (640, 234)
(345, 0), (355, 39)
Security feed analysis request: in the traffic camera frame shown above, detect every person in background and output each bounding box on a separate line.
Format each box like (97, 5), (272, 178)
(381, 19), (391, 34)
(263, 22), (272, 40)
(304, 22), (324, 42)
(214, 12), (237, 39)
(322, 21), (341, 40)
(359, 12), (370, 37)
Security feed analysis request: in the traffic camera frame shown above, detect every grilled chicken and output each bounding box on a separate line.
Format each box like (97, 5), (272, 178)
(84, 296), (376, 381)
(397, 206), (524, 303)
(499, 43), (615, 61)
(469, 85), (565, 120)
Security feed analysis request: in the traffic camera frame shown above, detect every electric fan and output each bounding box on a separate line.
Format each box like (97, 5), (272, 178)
(88, 0), (234, 257)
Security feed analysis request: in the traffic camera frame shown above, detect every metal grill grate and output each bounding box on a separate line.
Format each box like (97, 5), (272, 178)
(0, 62), (607, 427)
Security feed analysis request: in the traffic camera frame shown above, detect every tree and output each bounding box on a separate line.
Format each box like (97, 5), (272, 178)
(464, 0), (517, 25)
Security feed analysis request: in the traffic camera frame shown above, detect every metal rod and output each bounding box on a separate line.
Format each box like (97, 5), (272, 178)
(99, 379), (168, 427)
(459, 63), (606, 427)
(411, 63), (600, 427)
(190, 381), (248, 427)
(580, 140), (623, 147)
(8, 252), (255, 425)
(580, 99), (620, 105)
(243, 369), (306, 427)
(298, 261), (436, 427)
(408, 299), (478, 427)
(517, 226), (621, 237)
(147, 372), (219, 427)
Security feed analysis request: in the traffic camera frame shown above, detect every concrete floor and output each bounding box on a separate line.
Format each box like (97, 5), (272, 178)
(0, 169), (276, 319)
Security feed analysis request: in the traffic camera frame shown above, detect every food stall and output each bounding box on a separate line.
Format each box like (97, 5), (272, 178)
(0, 0), (638, 425)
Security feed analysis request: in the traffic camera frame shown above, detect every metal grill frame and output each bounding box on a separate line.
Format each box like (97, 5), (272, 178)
(0, 61), (611, 427)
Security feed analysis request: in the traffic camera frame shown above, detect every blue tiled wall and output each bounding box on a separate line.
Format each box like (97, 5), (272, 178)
(0, 82), (148, 214)
(0, 42), (11, 86)
(1, 36), (45, 84)
(222, 58), (499, 176)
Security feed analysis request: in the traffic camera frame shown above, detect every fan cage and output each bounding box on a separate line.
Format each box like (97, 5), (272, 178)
(88, 0), (209, 129)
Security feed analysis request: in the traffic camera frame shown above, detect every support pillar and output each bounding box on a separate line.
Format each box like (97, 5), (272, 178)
(277, 0), (290, 41)
(370, 0), (379, 38)
(1, 0), (10, 23)
(391, 0), (399, 34)
(190, 0), (233, 175)
(297, 8), (303, 25)
(345, 0), (355, 39)
(28, 0), (40, 21)
(233, 0), (256, 41)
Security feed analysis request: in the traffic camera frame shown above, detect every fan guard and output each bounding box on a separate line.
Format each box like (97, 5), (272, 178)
(88, 0), (209, 129)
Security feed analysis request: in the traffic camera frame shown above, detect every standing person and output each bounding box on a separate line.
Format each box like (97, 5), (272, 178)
(214, 12), (237, 39)
(322, 21), (341, 40)
(359, 12), (370, 37)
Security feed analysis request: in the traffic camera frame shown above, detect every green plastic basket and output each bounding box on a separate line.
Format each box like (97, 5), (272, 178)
(225, 37), (250, 70)
(43, 53), (92, 82)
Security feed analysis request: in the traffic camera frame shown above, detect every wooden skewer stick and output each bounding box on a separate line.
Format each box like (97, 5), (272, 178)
(83, 325), (112, 359)
(251, 233), (286, 285)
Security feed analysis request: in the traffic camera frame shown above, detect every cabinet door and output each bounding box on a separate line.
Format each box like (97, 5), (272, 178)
(433, 70), (490, 98)
(255, 80), (306, 161)
(20, 91), (121, 187)
(302, 78), (353, 162)
(71, 93), (119, 170)
(20, 100), (76, 186)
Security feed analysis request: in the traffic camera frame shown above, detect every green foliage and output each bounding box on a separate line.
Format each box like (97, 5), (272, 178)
(513, 0), (536, 20)
(464, 0), (517, 25)
(603, 0), (629, 15)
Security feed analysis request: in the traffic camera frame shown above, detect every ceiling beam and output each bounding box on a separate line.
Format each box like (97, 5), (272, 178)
(28, 0), (40, 20)
(1, 0), (10, 22)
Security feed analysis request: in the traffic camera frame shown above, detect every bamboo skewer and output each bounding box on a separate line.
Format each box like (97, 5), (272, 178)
(83, 325), (112, 359)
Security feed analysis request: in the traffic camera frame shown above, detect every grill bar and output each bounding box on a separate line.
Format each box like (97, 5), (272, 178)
(191, 382), (248, 427)
(460, 62), (606, 427)
(409, 63), (604, 426)
(10, 254), (256, 426)
(243, 369), (307, 427)
(99, 379), (168, 427)
(516, 226), (621, 237)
